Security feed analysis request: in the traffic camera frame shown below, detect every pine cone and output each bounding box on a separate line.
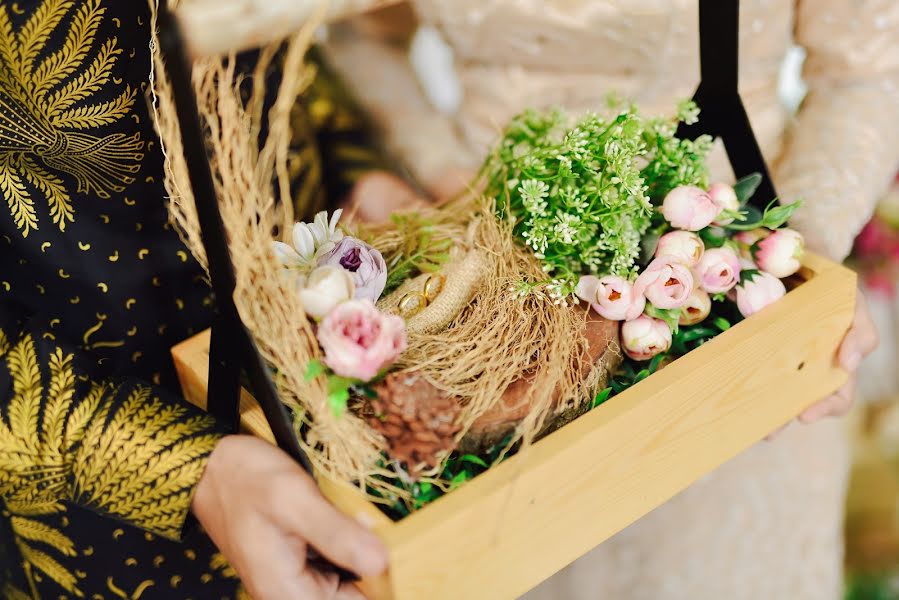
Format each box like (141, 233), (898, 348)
(368, 373), (462, 471)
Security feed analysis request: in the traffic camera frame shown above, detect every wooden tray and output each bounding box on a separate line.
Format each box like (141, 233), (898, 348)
(172, 252), (856, 600)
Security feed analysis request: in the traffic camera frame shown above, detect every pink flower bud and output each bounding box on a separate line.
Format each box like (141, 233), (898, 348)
(694, 247), (741, 293)
(622, 315), (672, 361)
(736, 272), (787, 317)
(655, 230), (704, 267)
(679, 288), (712, 326)
(576, 275), (646, 321)
(708, 183), (740, 225)
(661, 185), (721, 231)
(753, 228), (805, 278)
(635, 256), (694, 309)
(734, 228), (771, 259)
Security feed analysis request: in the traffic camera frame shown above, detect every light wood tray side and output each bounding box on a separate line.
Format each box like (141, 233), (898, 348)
(172, 253), (856, 600)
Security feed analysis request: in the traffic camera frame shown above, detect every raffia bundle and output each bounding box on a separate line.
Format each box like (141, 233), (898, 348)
(149, 0), (605, 501)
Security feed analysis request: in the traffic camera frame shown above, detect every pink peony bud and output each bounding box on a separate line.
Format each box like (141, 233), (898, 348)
(317, 299), (407, 381)
(621, 315), (672, 361)
(655, 230), (705, 267)
(576, 275), (646, 321)
(661, 185), (721, 231)
(679, 288), (712, 326)
(635, 256), (694, 309)
(753, 228), (805, 278)
(734, 228), (771, 260)
(708, 183), (740, 225)
(694, 247), (741, 293)
(736, 272), (787, 317)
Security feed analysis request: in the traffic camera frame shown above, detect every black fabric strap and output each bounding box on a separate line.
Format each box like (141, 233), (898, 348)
(676, 0), (779, 208)
(156, 5), (313, 474)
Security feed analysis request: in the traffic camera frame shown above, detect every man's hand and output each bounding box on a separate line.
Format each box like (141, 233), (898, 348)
(192, 435), (388, 599)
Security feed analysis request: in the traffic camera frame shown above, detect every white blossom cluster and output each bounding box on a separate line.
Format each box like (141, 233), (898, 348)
(484, 103), (712, 298)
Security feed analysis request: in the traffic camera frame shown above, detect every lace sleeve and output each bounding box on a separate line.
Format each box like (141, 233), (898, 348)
(774, 0), (899, 261)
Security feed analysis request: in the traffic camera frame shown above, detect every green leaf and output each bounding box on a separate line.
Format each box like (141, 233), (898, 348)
(449, 471), (470, 490)
(592, 387), (613, 408)
(639, 229), (662, 265)
(739, 268), (761, 285)
(304, 359), (325, 382)
(699, 227), (728, 249)
(327, 387), (350, 418)
(713, 317), (732, 331)
(761, 200), (802, 229)
(733, 173), (762, 204)
(740, 205), (762, 225)
(647, 353), (667, 373)
(326, 374), (355, 418)
(644, 304), (681, 334)
(459, 454), (489, 468)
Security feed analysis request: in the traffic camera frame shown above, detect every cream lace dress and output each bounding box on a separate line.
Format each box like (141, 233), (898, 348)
(324, 1), (899, 597)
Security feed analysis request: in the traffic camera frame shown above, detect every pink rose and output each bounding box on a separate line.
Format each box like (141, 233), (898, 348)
(679, 288), (712, 326)
(635, 256), (694, 309)
(753, 228), (805, 278)
(655, 230), (705, 267)
(694, 247), (741, 294)
(735, 272), (786, 318)
(708, 183), (740, 225)
(661, 185), (721, 231)
(621, 315), (672, 361)
(576, 275), (646, 321)
(317, 299), (407, 381)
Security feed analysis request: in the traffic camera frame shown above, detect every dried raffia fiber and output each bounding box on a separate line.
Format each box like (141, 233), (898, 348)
(148, 0), (402, 497)
(361, 197), (594, 467)
(149, 0), (596, 502)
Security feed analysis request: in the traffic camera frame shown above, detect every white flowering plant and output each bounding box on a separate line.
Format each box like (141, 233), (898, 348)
(483, 101), (713, 298)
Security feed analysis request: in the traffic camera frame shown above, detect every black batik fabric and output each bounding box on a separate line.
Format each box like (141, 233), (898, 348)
(0, 1), (384, 598)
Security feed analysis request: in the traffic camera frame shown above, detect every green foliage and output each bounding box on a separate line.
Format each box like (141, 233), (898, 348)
(482, 102), (712, 296)
(733, 173), (763, 204)
(845, 572), (898, 600)
(726, 199), (803, 231)
(381, 213), (454, 297)
(304, 359), (357, 418)
(370, 441), (511, 520)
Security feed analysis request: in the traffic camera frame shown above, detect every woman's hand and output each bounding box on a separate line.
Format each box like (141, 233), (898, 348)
(192, 435), (388, 600)
(342, 171), (428, 223)
(798, 289), (879, 423)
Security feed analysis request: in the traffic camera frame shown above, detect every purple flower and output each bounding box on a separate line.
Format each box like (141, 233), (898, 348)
(318, 236), (387, 302)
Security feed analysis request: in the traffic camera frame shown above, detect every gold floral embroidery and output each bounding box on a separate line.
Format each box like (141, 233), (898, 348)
(0, 0), (144, 237)
(1, 330), (221, 596)
(2, 582), (33, 600)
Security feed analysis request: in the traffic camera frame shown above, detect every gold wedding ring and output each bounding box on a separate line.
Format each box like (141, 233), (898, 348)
(398, 273), (446, 317)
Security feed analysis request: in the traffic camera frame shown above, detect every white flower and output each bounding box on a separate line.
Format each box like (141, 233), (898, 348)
(553, 212), (582, 245)
(298, 265), (355, 320)
(271, 209), (345, 269)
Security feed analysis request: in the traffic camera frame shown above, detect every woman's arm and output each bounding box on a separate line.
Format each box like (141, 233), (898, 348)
(0, 314), (224, 541)
(775, 0), (899, 261)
